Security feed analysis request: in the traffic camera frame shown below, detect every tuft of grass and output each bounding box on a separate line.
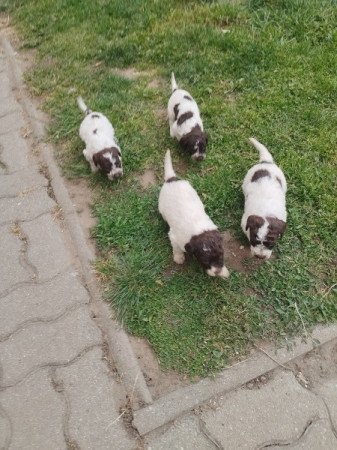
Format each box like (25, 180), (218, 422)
(6, 0), (337, 376)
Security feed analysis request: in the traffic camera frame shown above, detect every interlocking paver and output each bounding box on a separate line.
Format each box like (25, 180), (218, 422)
(0, 224), (31, 292)
(20, 212), (73, 280)
(55, 347), (136, 450)
(200, 371), (328, 450)
(0, 166), (47, 197)
(315, 380), (337, 430)
(0, 369), (66, 450)
(0, 306), (102, 387)
(0, 271), (89, 339)
(0, 187), (55, 224)
(0, 130), (34, 171)
(268, 419), (337, 449)
(0, 109), (24, 135)
(145, 415), (216, 450)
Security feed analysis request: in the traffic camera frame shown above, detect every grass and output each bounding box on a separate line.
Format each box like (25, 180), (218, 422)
(5, 0), (337, 376)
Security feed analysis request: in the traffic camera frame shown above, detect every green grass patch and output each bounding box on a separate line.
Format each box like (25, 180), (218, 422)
(6, 0), (337, 376)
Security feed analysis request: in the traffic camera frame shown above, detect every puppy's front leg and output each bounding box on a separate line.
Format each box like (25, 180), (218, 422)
(169, 230), (185, 264)
(169, 122), (178, 139)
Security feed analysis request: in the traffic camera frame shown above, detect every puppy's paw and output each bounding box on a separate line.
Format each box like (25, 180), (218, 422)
(173, 253), (185, 264)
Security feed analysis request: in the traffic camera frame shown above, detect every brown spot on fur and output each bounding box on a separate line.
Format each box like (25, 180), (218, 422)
(177, 111), (193, 126)
(185, 230), (224, 271)
(91, 114), (100, 119)
(179, 124), (208, 158)
(166, 177), (179, 183)
(251, 169), (270, 182)
(246, 215), (265, 247)
(260, 161), (273, 164)
(92, 147), (121, 175)
(184, 95), (193, 101)
(276, 177), (282, 187)
(173, 104), (179, 121)
(93, 129), (98, 134)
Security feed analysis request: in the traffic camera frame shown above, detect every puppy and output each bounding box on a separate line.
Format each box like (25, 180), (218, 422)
(167, 73), (208, 161)
(159, 150), (229, 278)
(241, 138), (287, 259)
(77, 97), (123, 180)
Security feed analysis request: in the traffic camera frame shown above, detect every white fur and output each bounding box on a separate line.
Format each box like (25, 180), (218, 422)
(167, 73), (205, 160)
(241, 138), (287, 259)
(77, 97), (123, 180)
(159, 151), (229, 278)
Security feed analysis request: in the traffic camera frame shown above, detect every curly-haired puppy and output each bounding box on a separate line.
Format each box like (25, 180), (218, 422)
(77, 97), (123, 180)
(159, 151), (229, 278)
(167, 73), (208, 161)
(241, 138), (287, 259)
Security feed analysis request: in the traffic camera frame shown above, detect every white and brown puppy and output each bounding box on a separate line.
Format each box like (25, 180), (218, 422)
(77, 97), (123, 180)
(241, 138), (287, 259)
(159, 151), (229, 278)
(167, 73), (208, 161)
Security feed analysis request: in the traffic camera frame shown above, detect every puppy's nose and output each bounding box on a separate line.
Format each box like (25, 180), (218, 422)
(114, 171), (123, 179)
(254, 254), (266, 260)
(193, 154), (205, 161)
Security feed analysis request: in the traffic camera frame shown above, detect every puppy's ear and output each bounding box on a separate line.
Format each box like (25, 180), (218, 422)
(185, 242), (192, 254)
(266, 217), (286, 238)
(246, 215), (264, 231)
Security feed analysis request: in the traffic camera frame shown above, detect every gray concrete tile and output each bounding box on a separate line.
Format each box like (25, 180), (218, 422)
(0, 187), (55, 225)
(56, 346), (136, 450)
(21, 213), (73, 280)
(0, 224), (31, 293)
(145, 415), (216, 450)
(0, 306), (102, 387)
(0, 369), (66, 450)
(0, 271), (89, 339)
(200, 371), (328, 450)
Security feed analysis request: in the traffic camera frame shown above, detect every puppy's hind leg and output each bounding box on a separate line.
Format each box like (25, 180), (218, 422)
(168, 230), (185, 264)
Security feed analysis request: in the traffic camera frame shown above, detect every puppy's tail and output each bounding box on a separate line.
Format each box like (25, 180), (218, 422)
(249, 137), (274, 163)
(77, 96), (92, 115)
(171, 72), (178, 92)
(164, 150), (176, 181)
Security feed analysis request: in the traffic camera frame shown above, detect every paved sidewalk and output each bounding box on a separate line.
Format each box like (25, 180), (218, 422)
(0, 34), (140, 450)
(1, 29), (337, 450)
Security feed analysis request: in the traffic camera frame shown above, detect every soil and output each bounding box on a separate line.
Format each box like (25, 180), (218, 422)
(129, 335), (190, 399)
(137, 169), (157, 190)
(222, 230), (267, 273)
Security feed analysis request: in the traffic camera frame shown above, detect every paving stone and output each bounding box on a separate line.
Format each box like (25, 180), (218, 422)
(200, 371), (328, 450)
(0, 271), (89, 339)
(0, 224), (31, 293)
(0, 93), (20, 115)
(21, 213), (73, 280)
(145, 415), (216, 450)
(0, 369), (66, 449)
(315, 380), (337, 429)
(0, 130), (34, 171)
(55, 347), (136, 450)
(0, 407), (11, 449)
(0, 71), (11, 100)
(0, 306), (102, 387)
(0, 187), (55, 225)
(0, 166), (47, 197)
(268, 419), (337, 449)
(0, 109), (25, 135)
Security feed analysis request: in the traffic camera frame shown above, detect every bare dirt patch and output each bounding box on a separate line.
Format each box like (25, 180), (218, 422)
(129, 335), (190, 399)
(64, 178), (97, 255)
(111, 67), (153, 80)
(222, 231), (266, 273)
(137, 169), (157, 190)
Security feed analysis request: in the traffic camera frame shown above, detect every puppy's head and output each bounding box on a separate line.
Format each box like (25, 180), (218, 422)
(92, 147), (123, 180)
(185, 230), (229, 278)
(246, 215), (286, 259)
(180, 125), (208, 161)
